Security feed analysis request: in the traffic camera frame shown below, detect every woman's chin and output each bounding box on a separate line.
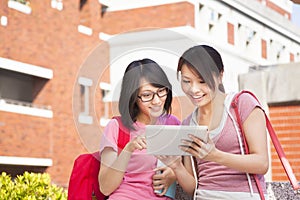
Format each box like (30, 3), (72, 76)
(149, 110), (163, 118)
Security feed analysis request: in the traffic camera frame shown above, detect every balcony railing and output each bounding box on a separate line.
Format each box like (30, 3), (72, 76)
(0, 98), (51, 110)
(0, 98), (53, 118)
(8, 0), (31, 14)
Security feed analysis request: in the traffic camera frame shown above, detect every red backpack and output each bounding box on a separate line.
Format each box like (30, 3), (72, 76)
(68, 116), (130, 200)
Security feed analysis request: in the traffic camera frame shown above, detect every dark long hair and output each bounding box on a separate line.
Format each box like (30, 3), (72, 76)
(177, 45), (225, 92)
(119, 59), (173, 130)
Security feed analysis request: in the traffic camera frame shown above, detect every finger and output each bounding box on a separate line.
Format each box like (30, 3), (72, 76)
(153, 180), (164, 189)
(181, 139), (193, 145)
(153, 179), (162, 186)
(179, 145), (198, 156)
(188, 134), (207, 144)
(160, 186), (168, 196)
(152, 172), (163, 180)
(181, 139), (201, 152)
(139, 138), (147, 149)
(156, 155), (167, 160)
(154, 166), (166, 172)
(134, 142), (144, 150)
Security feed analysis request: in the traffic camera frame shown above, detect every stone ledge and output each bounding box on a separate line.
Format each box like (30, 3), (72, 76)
(175, 182), (300, 200)
(267, 182), (300, 200)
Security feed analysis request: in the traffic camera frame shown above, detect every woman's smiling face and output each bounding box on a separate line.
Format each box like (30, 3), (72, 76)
(180, 64), (215, 107)
(136, 79), (167, 119)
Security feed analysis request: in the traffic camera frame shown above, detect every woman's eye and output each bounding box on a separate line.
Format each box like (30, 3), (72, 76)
(141, 93), (151, 98)
(182, 80), (190, 83)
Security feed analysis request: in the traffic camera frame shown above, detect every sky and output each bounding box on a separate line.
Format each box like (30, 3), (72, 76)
(292, 3), (300, 28)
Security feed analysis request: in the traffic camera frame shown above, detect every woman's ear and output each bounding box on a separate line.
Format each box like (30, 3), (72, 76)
(218, 72), (225, 93)
(219, 71), (224, 83)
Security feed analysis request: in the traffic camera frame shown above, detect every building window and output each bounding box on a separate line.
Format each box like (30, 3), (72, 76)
(237, 24), (257, 47)
(0, 58), (53, 117)
(79, 0), (91, 27)
(78, 77), (93, 124)
(245, 27), (256, 46)
(0, 68), (50, 107)
(99, 82), (111, 127)
(10, 0), (29, 5)
(207, 8), (221, 30)
(78, 0), (93, 36)
(0, 69), (33, 102)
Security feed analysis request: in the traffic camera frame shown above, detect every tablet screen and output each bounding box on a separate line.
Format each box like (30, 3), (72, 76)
(145, 125), (208, 155)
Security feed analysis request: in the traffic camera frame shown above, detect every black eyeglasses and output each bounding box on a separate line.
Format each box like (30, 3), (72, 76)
(138, 87), (168, 102)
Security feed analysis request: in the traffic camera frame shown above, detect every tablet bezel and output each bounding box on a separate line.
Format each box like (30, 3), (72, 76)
(145, 125), (208, 155)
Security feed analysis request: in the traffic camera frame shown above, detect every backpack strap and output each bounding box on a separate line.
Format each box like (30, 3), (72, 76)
(231, 91), (265, 199)
(232, 90), (300, 199)
(112, 116), (130, 154)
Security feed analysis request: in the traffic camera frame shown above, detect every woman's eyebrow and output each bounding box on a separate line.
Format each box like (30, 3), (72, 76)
(181, 75), (190, 79)
(140, 89), (155, 93)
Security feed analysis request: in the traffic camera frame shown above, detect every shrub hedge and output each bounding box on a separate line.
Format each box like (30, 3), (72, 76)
(0, 171), (67, 200)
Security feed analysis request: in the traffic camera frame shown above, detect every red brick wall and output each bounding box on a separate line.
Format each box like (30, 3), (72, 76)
(255, 0), (291, 19)
(262, 39), (267, 59)
(269, 105), (300, 181)
(290, 53), (295, 62)
(0, 0), (194, 187)
(227, 22), (235, 45)
(0, 112), (52, 158)
(98, 2), (194, 35)
(266, 0), (291, 19)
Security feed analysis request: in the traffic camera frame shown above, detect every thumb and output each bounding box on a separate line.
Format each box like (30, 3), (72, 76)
(153, 166), (166, 173)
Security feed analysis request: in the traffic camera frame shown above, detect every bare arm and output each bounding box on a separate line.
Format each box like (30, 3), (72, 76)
(208, 107), (268, 174)
(183, 107), (269, 175)
(98, 136), (146, 196)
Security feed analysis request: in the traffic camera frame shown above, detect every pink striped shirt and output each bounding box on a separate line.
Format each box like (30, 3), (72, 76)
(182, 93), (267, 195)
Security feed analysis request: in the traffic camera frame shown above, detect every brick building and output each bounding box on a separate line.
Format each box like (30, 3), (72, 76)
(0, 0), (299, 188)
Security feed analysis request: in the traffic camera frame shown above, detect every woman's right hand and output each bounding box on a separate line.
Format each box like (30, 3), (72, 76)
(124, 135), (147, 152)
(180, 134), (215, 160)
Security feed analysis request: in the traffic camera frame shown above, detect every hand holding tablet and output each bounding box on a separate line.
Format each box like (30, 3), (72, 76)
(145, 125), (208, 155)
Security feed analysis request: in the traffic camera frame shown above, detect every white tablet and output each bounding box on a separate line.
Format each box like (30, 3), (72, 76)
(145, 125), (208, 155)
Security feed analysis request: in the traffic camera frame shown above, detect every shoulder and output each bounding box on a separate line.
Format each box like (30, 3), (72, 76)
(106, 118), (119, 128)
(235, 91), (262, 110)
(182, 114), (193, 125)
(103, 118), (120, 136)
(233, 91), (264, 122)
(100, 118), (120, 152)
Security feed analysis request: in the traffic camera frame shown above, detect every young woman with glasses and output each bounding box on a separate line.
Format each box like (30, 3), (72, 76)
(98, 59), (180, 200)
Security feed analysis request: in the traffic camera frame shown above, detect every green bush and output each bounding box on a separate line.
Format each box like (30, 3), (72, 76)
(0, 172), (67, 200)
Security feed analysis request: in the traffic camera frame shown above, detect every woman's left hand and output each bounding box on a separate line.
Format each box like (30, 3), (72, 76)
(152, 166), (176, 196)
(180, 134), (215, 160)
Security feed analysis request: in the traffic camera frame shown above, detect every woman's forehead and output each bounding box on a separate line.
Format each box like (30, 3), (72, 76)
(180, 64), (202, 79)
(139, 78), (159, 91)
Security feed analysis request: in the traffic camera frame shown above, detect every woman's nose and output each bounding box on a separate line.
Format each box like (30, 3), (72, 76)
(190, 83), (201, 93)
(151, 93), (162, 104)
